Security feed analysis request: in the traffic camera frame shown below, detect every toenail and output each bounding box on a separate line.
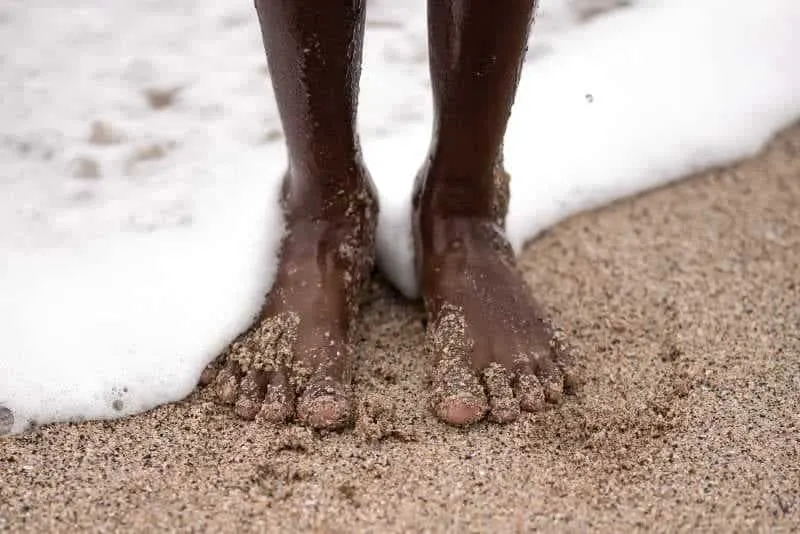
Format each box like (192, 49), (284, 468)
(299, 395), (351, 429)
(437, 396), (486, 426)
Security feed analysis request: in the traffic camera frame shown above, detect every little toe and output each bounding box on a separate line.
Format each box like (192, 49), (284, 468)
(538, 362), (564, 404)
(234, 369), (269, 420)
(259, 367), (295, 423)
(554, 349), (583, 395)
(482, 364), (520, 423)
(214, 361), (242, 405)
(559, 366), (581, 395)
(514, 371), (546, 412)
(296, 378), (352, 430)
(548, 324), (583, 393)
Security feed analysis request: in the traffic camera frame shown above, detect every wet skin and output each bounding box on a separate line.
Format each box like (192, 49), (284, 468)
(203, 0), (575, 428)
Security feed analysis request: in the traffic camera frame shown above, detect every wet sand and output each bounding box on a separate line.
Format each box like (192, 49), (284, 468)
(2, 124), (799, 532)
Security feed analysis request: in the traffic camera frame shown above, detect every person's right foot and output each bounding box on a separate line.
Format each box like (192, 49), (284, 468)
(202, 171), (377, 430)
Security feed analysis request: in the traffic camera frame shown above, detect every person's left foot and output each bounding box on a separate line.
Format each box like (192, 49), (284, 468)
(416, 175), (577, 426)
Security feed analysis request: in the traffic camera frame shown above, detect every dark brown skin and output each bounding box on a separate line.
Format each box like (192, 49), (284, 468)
(207, 0), (376, 429)
(203, 0), (574, 428)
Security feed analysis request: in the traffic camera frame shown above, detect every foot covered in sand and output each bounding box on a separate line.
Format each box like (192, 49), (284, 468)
(201, 171), (377, 430)
(417, 169), (578, 426)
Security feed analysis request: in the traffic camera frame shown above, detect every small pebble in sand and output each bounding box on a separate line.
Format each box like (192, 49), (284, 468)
(144, 87), (181, 110)
(125, 142), (173, 174)
(71, 156), (101, 179)
(132, 143), (168, 162)
(88, 120), (124, 145)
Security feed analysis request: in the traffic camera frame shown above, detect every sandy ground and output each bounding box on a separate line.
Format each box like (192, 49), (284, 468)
(2, 123), (799, 533)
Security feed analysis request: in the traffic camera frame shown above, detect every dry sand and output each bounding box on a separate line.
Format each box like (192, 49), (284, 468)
(2, 124), (799, 532)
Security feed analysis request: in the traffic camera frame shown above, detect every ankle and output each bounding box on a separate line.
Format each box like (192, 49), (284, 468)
(413, 158), (509, 224)
(283, 161), (378, 221)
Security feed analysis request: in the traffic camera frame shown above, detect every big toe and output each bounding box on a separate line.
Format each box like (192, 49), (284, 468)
(434, 394), (488, 426)
(431, 363), (488, 426)
(296, 380), (352, 430)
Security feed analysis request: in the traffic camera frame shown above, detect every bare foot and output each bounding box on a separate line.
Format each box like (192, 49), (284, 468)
(202, 172), (377, 430)
(416, 172), (578, 426)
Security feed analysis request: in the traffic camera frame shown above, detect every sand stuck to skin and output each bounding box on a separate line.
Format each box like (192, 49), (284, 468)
(2, 124), (798, 532)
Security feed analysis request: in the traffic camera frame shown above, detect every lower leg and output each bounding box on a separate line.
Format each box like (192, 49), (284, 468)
(418, 0), (534, 223)
(257, 0), (372, 217)
(418, 0), (572, 426)
(208, 0), (377, 429)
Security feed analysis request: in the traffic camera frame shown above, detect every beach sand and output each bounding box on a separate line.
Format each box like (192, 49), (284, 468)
(2, 123), (798, 532)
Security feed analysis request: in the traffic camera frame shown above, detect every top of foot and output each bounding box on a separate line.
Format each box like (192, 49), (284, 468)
(203, 175), (377, 430)
(420, 216), (577, 426)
